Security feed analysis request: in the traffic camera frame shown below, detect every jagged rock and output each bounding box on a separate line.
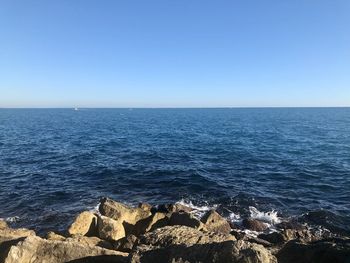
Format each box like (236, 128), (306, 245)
(170, 203), (194, 213)
(231, 229), (246, 240)
(201, 210), (231, 234)
(114, 234), (138, 252)
(258, 229), (316, 244)
(0, 226), (35, 244)
(283, 228), (321, 242)
(68, 211), (98, 236)
(67, 236), (114, 250)
(229, 221), (237, 230)
(47, 231), (66, 241)
(98, 215), (125, 241)
(168, 212), (204, 229)
(138, 203), (152, 212)
(99, 198), (151, 225)
(130, 226), (276, 263)
(47, 232), (114, 250)
(138, 225), (235, 247)
(247, 237), (273, 247)
(0, 219), (8, 229)
(130, 241), (277, 263)
(242, 218), (268, 232)
(3, 235), (127, 263)
(154, 203), (194, 214)
(132, 212), (169, 236)
(258, 232), (285, 244)
(144, 212), (168, 232)
(0, 226), (35, 262)
(276, 238), (350, 263)
(130, 241), (234, 263)
(234, 240), (277, 263)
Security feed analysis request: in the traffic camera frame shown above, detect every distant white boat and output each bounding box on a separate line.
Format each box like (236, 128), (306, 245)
(74, 107), (78, 111)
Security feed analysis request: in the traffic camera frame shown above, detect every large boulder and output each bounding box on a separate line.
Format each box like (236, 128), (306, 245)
(132, 212), (169, 236)
(139, 225), (235, 247)
(138, 203), (153, 212)
(67, 236), (114, 250)
(0, 226), (36, 262)
(47, 231), (66, 241)
(155, 203), (194, 214)
(68, 211), (98, 236)
(168, 212), (204, 229)
(99, 198), (151, 225)
(134, 211), (204, 235)
(143, 212), (168, 232)
(277, 238), (350, 263)
(0, 219), (8, 229)
(98, 215), (125, 241)
(247, 237), (273, 247)
(258, 229), (318, 245)
(0, 226), (35, 244)
(130, 226), (276, 263)
(3, 235), (128, 263)
(201, 210), (231, 234)
(47, 231), (114, 249)
(233, 240), (278, 263)
(242, 218), (268, 232)
(114, 234), (138, 253)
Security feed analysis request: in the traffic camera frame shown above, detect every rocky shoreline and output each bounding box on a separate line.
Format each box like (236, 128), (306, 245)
(1, 198), (349, 263)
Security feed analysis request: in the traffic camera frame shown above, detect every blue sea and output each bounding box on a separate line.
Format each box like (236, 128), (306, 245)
(0, 108), (349, 235)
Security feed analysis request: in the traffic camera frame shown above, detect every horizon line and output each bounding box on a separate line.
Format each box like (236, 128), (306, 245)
(1, 106), (350, 109)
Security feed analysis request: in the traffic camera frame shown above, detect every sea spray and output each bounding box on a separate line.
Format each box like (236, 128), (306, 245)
(249, 206), (281, 225)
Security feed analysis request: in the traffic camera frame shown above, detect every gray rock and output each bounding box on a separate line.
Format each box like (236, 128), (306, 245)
(247, 237), (273, 247)
(114, 234), (138, 253)
(132, 212), (169, 236)
(231, 229), (247, 240)
(154, 203), (194, 214)
(168, 212), (204, 229)
(277, 238), (350, 263)
(242, 218), (268, 232)
(258, 229), (317, 245)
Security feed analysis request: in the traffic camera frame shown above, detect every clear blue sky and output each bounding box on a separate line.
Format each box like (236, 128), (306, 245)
(1, 0), (349, 107)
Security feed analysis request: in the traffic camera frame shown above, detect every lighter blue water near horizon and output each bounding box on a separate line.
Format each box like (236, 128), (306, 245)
(0, 108), (349, 235)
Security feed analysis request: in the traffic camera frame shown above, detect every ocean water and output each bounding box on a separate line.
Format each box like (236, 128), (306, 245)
(0, 108), (349, 235)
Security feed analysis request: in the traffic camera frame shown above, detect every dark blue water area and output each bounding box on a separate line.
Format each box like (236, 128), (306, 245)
(0, 108), (349, 235)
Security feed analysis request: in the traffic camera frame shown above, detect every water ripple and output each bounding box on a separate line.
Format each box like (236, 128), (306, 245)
(0, 108), (349, 235)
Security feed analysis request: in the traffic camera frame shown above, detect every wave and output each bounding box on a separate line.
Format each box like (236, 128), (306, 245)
(1, 216), (21, 223)
(248, 206), (281, 225)
(176, 199), (285, 235)
(175, 199), (215, 218)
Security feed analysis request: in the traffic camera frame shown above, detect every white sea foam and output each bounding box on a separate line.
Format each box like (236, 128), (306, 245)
(90, 202), (101, 215)
(175, 199), (215, 217)
(229, 212), (242, 223)
(5, 216), (20, 223)
(249, 206), (281, 225)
